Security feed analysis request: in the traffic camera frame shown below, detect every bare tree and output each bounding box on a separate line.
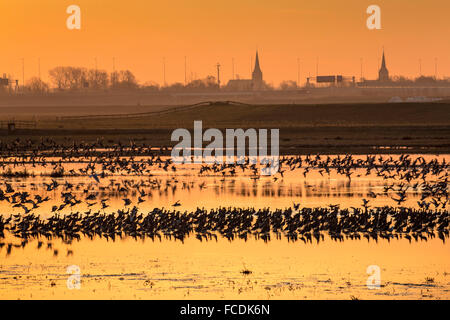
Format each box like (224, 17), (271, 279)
(87, 69), (109, 90)
(48, 66), (143, 92)
(279, 80), (297, 91)
(48, 66), (86, 90)
(183, 76), (217, 92)
(111, 70), (138, 90)
(25, 77), (49, 94)
(48, 66), (66, 90)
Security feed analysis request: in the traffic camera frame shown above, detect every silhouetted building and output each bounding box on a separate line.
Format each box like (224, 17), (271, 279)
(357, 49), (392, 87)
(226, 78), (253, 91)
(226, 51), (264, 91)
(252, 51), (263, 89)
(0, 74), (9, 87)
(378, 50), (389, 82)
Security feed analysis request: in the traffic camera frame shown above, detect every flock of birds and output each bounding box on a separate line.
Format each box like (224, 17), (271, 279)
(0, 206), (449, 256)
(0, 138), (448, 254)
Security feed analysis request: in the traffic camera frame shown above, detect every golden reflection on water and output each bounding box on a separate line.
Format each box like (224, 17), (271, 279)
(0, 166), (441, 215)
(1, 233), (449, 300)
(0, 154), (449, 299)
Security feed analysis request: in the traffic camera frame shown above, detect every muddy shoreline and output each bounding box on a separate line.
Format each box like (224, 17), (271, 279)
(1, 125), (449, 155)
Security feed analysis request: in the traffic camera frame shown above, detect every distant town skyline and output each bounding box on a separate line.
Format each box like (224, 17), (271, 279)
(1, 0), (449, 85)
(1, 49), (447, 89)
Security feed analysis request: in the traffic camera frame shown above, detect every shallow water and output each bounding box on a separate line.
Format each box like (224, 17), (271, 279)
(0, 154), (449, 299)
(1, 233), (449, 300)
(1, 153), (447, 214)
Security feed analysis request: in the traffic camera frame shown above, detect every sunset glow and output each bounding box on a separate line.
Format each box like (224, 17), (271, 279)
(1, 0), (449, 85)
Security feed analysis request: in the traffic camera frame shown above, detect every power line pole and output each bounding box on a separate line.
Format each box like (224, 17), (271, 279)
(163, 57), (166, 86)
(216, 63), (221, 89)
(360, 58), (363, 81)
(112, 57), (116, 87)
(95, 57), (98, 87)
(316, 57), (319, 78)
(232, 58), (235, 80)
(297, 58), (300, 87)
(22, 58), (25, 89)
(435, 57), (438, 79)
(184, 56), (187, 86)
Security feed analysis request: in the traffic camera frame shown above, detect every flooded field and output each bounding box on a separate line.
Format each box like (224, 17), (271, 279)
(0, 153), (449, 299)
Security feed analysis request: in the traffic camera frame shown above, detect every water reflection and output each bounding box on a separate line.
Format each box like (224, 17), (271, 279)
(0, 153), (448, 299)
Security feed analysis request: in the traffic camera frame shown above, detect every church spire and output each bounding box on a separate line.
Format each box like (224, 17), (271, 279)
(253, 51), (261, 74)
(378, 48), (389, 82)
(252, 50), (263, 90)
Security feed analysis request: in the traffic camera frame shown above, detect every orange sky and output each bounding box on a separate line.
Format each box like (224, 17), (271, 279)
(0, 0), (449, 86)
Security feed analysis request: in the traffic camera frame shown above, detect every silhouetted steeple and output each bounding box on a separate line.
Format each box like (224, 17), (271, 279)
(253, 51), (262, 74)
(381, 50), (386, 68)
(252, 51), (263, 89)
(378, 48), (389, 82)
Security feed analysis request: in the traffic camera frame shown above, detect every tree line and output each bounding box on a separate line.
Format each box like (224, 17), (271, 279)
(20, 67), (138, 94)
(2, 66), (450, 95)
